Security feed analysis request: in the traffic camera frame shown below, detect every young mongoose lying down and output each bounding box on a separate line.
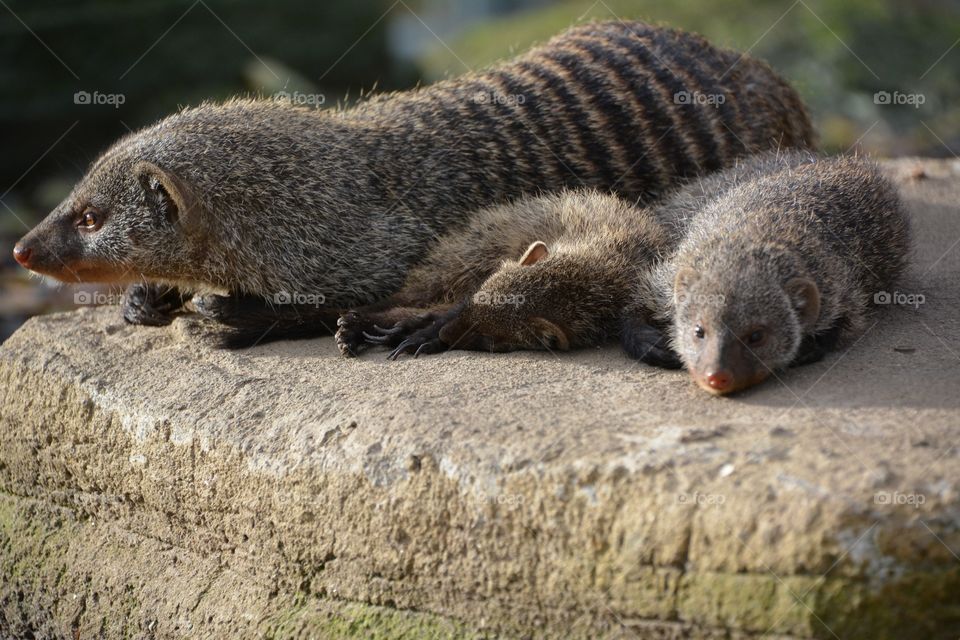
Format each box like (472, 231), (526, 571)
(347, 152), (910, 401)
(12, 20), (814, 346)
(624, 152), (911, 394)
(335, 189), (676, 359)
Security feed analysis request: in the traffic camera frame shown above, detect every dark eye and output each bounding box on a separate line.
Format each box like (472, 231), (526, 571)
(694, 324), (705, 339)
(76, 208), (102, 231)
(747, 329), (767, 346)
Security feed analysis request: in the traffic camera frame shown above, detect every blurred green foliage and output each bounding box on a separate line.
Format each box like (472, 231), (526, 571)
(0, 0), (414, 215)
(419, 0), (960, 156)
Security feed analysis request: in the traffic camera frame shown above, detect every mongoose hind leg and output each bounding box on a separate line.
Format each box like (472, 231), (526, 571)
(194, 293), (340, 348)
(621, 316), (684, 369)
(122, 283), (189, 326)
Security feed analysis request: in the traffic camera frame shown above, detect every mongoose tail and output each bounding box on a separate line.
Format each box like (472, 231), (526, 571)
(631, 152), (911, 396)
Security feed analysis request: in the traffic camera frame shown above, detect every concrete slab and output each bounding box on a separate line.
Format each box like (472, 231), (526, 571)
(1, 159), (958, 639)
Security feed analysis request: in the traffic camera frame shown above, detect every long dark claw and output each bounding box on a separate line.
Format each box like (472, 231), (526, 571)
(388, 338), (418, 361)
(373, 324), (405, 336)
(363, 331), (393, 344)
(413, 339), (446, 358)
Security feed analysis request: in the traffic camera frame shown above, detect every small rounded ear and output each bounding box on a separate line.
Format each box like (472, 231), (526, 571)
(528, 317), (570, 351)
(674, 267), (698, 294)
(519, 241), (549, 266)
(133, 161), (200, 228)
(785, 276), (821, 330)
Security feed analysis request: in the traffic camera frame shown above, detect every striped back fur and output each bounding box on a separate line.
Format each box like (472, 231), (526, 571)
(352, 20), (815, 211)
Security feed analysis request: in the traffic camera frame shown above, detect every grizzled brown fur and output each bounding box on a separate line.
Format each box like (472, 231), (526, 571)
(14, 21), (815, 344)
(624, 151), (911, 395)
(336, 190), (672, 356)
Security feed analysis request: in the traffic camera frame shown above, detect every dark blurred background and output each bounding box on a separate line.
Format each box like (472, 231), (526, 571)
(2, 0), (958, 341)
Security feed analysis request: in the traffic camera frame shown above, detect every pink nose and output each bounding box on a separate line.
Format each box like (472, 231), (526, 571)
(13, 243), (32, 267)
(706, 370), (733, 392)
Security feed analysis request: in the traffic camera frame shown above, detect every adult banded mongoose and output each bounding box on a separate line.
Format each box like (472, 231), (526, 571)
(335, 190), (672, 357)
(622, 151), (911, 395)
(13, 20), (815, 345)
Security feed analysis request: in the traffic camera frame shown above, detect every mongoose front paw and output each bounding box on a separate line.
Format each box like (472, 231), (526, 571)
(790, 334), (827, 367)
(621, 318), (683, 369)
(336, 308), (444, 357)
(335, 311), (370, 357)
(122, 283), (185, 326)
(386, 314), (458, 360)
(192, 294), (236, 324)
(362, 311), (440, 346)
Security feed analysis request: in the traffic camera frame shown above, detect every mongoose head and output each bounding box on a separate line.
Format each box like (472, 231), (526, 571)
(671, 244), (821, 395)
(439, 241), (573, 352)
(13, 137), (206, 286)
(13, 100), (340, 297)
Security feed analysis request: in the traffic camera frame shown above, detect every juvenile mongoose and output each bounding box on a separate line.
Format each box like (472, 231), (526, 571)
(336, 190), (673, 357)
(623, 151), (911, 395)
(13, 21), (815, 345)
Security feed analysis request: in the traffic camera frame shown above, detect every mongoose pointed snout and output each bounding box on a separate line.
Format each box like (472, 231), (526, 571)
(705, 370), (733, 392)
(12, 242), (32, 268)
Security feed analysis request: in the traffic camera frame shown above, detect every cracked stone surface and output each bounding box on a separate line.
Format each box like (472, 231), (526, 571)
(1, 159), (959, 639)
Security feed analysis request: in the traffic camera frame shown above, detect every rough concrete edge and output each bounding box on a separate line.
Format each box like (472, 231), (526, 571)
(0, 493), (490, 640)
(1, 327), (959, 639)
(0, 492), (818, 640)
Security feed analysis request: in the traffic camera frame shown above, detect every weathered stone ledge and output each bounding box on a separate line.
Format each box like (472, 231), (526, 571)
(1, 159), (959, 638)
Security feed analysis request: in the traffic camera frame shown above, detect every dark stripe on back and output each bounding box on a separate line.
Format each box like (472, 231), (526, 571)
(566, 34), (702, 188)
(416, 86), (497, 208)
(487, 69), (551, 193)
(588, 23), (730, 170)
(551, 42), (636, 189)
(612, 35), (717, 175)
(447, 80), (522, 200)
(529, 53), (620, 189)
(647, 28), (749, 156)
(514, 60), (593, 185)
(548, 37), (660, 197)
(635, 31), (734, 168)
(490, 68), (569, 189)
